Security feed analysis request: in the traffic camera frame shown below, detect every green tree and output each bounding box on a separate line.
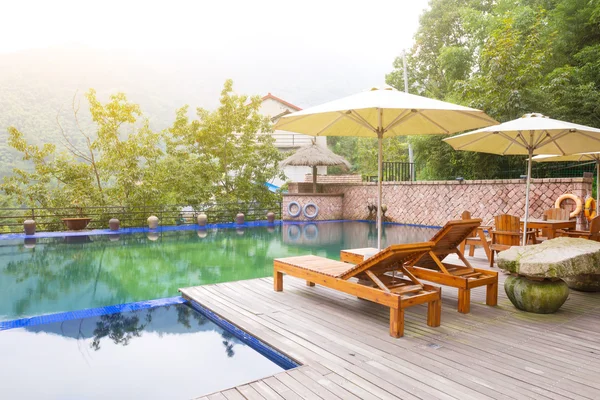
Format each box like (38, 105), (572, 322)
(1, 90), (163, 208)
(162, 80), (283, 208)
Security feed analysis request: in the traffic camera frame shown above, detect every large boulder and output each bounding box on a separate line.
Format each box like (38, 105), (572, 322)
(498, 237), (600, 291)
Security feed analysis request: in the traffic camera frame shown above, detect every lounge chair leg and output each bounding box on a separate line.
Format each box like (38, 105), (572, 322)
(459, 240), (466, 255)
(306, 281), (315, 287)
(489, 250), (495, 269)
(486, 281), (498, 306)
(389, 308), (404, 338)
(274, 270), (283, 292)
(458, 288), (470, 313)
(427, 299), (441, 327)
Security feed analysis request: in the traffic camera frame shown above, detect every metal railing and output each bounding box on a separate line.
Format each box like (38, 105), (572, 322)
(365, 162), (416, 182)
(0, 202), (282, 233)
(497, 161), (596, 179)
(271, 132), (314, 148)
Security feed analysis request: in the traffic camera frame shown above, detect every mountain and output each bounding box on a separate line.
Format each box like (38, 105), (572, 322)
(0, 45), (394, 177)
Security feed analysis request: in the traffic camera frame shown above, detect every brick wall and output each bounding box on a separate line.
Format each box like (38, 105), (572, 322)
(304, 174), (362, 184)
(321, 178), (592, 228)
(282, 194), (344, 221)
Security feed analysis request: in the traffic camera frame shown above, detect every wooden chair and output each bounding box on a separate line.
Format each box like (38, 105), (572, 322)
(489, 214), (537, 268)
(274, 242), (441, 338)
(557, 215), (600, 241)
(537, 208), (571, 241)
(459, 210), (492, 260)
(341, 220), (498, 314)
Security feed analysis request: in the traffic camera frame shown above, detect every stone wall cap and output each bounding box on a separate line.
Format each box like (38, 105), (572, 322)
(283, 193), (344, 197)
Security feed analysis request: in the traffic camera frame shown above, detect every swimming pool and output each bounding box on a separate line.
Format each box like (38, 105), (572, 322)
(0, 301), (293, 399)
(0, 221), (435, 321)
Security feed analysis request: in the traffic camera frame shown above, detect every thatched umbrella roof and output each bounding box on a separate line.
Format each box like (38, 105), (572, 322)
(280, 143), (351, 193)
(280, 143), (351, 169)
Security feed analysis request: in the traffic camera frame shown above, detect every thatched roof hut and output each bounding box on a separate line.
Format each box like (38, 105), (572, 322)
(280, 142), (351, 192)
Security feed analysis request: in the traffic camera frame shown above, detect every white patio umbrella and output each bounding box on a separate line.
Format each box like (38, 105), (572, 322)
(533, 152), (600, 215)
(444, 113), (600, 245)
(274, 87), (497, 249)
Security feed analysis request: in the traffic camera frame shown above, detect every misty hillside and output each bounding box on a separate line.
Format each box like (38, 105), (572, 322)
(0, 45), (391, 177)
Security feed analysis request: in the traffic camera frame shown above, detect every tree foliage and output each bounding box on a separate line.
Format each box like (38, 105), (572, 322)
(380, 0), (600, 180)
(1, 80), (283, 210)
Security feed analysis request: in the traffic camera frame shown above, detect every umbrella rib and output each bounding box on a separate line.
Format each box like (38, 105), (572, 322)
(448, 131), (493, 150)
(346, 110), (378, 133)
(572, 130), (600, 145)
(496, 131), (528, 152)
(314, 113), (347, 136)
(455, 110), (499, 124)
(536, 129), (570, 148)
(414, 111), (449, 134)
(541, 131), (567, 156)
(385, 112), (419, 135)
(382, 110), (411, 132)
(275, 113), (311, 129)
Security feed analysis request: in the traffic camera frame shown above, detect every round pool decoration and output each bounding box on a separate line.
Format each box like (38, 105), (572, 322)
(287, 201), (301, 218)
(303, 203), (319, 219)
(23, 219), (36, 235)
(148, 215), (159, 229)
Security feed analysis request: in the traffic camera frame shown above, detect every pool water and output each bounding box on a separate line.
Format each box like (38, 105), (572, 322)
(0, 221), (434, 321)
(0, 303), (287, 399)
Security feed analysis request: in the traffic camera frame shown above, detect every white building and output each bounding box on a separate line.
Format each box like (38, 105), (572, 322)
(259, 93), (327, 187)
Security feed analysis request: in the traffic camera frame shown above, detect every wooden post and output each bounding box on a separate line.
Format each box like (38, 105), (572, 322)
(486, 281), (498, 306)
(312, 165), (317, 193)
(274, 270), (283, 292)
(389, 308), (404, 338)
(458, 288), (471, 314)
(306, 281), (315, 287)
(427, 299), (441, 327)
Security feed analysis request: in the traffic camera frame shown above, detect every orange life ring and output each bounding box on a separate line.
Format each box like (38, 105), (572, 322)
(555, 194), (583, 218)
(584, 197), (597, 221)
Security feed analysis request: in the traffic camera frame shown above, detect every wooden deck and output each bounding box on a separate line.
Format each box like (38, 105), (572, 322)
(180, 249), (600, 400)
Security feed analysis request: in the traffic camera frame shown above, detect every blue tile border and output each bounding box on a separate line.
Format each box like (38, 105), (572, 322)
(0, 219), (440, 241)
(187, 299), (299, 371)
(0, 296), (186, 331)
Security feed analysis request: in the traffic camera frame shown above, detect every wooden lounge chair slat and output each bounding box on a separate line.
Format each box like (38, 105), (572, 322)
(390, 285), (423, 295)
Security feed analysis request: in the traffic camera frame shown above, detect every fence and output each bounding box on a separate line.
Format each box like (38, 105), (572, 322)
(0, 202), (282, 234)
(498, 160), (596, 179)
(364, 162), (416, 182)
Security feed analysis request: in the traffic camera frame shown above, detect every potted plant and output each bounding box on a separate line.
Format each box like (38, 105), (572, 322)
(62, 205), (92, 231)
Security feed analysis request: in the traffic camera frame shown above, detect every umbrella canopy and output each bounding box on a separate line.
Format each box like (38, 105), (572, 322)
(280, 142), (351, 192)
(444, 113), (600, 245)
(275, 87), (498, 249)
(533, 152), (600, 215)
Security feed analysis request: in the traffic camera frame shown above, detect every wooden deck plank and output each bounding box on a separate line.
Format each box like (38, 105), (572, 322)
(181, 248), (600, 399)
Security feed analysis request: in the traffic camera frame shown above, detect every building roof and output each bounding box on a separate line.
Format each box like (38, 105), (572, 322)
(261, 93), (302, 111)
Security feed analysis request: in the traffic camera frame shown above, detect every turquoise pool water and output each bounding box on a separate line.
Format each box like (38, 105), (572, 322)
(0, 303), (287, 399)
(0, 221), (434, 321)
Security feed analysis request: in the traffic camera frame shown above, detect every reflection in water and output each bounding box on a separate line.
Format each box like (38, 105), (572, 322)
(0, 304), (284, 399)
(1, 222), (434, 321)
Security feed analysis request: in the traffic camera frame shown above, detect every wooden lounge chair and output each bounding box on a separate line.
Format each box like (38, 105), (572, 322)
(459, 211), (492, 260)
(489, 214), (538, 268)
(274, 242), (442, 338)
(341, 220), (499, 314)
(557, 215), (600, 241)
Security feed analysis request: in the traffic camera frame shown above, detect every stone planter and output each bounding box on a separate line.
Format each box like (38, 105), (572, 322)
(147, 215), (159, 229)
(62, 218), (91, 231)
(23, 219), (36, 235)
(562, 275), (600, 292)
(266, 212), (275, 223)
(504, 275), (569, 314)
(109, 218), (120, 231)
(235, 213), (244, 224)
(197, 213), (208, 227)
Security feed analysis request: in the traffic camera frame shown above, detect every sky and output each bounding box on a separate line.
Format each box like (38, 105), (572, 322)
(0, 0), (430, 107)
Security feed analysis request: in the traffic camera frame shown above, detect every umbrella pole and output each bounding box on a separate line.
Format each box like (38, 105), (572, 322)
(596, 160), (600, 215)
(377, 134), (383, 250)
(312, 166), (317, 193)
(522, 148), (534, 246)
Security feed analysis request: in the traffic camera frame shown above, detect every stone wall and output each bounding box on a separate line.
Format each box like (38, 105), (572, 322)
(282, 193), (344, 221)
(321, 178), (592, 228)
(304, 174), (362, 184)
